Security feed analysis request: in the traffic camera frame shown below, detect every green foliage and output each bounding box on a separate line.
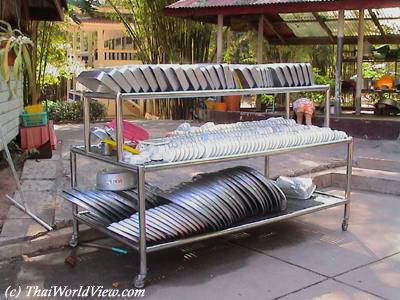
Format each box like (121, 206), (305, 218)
(260, 94), (274, 105)
(0, 21), (34, 98)
(47, 100), (106, 122)
(362, 63), (386, 79)
(223, 31), (256, 64)
(106, 0), (212, 63)
(35, 21), (78, 98)
(68, 0), (101, 23)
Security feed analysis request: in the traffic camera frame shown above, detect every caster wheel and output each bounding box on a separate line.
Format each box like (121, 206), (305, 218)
(341, 221), (348, 232)
(133, 275), (146, 289)
(69, 237), (78, 248)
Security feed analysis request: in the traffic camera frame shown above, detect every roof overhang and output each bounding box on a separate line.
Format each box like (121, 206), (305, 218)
(27, 0), (67, 21)
(165, 0), (400, 17)
(164, 0), (400, 45)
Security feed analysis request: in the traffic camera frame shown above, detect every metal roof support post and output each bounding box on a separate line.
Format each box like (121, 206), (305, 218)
(257, 15), (264, 64)
(334, 10), (344, 117)
(355, 9), (365, 116)
(217, 14), (223, 63)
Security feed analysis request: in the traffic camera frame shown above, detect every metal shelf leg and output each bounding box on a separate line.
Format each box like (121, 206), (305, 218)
(69, 152), (79, 247)
(342, 141), (353, 231)
(134, 166), (147, 288)
(264, 156), (270, 178)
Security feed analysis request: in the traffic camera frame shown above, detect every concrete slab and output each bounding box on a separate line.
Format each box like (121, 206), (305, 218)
(0, 240), (324, 300)
(336, 253), (400, 300)
(20, 180), (55, 192)
(4, 192), (55, 220)
(141, 243), (325, 300)
(280, 279), (381, 300)
(357, 156), (400, 173)
(54, 195), (73, 228)
(332, 167), (400, 195)
(21, 160), (57, 180)
(230, 189), (400, 277)
(0, 218), (47, 239)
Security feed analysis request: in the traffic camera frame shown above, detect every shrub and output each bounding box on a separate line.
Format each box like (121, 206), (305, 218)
(46, 100), (106, 123)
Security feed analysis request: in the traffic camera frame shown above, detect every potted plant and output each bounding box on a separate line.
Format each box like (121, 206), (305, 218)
(260, 94), (274, 111)
(0, 20), (34, 98)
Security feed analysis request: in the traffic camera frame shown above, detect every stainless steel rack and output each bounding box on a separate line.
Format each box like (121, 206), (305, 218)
(66, 85), (352, 288)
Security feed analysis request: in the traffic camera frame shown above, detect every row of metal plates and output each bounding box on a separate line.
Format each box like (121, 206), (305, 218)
(107, 166), (288, 243)
(60, 184), (167, 225)
(77, 63), (314, 94)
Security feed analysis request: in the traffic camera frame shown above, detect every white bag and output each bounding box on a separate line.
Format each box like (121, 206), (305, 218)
(275, 176), (316, 200)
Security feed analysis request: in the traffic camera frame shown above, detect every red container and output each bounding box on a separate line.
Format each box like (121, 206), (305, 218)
(223, 95), (241, 111)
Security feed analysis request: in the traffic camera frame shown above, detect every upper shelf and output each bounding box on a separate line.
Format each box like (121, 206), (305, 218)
(85, 85), (330, 100)
(71, 137), (352, 172)
(77, 63), (319, 97)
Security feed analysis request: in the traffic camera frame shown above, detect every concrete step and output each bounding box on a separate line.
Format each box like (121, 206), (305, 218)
(356, 157), (400, 173)
(332, 167), (400, 196)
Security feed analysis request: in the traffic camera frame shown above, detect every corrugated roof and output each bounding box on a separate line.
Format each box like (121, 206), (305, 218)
(168, 0), (335, 9)
(165, 1), (400, 45)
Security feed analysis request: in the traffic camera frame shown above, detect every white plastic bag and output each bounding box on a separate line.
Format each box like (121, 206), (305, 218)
(275, 176), (316, 200)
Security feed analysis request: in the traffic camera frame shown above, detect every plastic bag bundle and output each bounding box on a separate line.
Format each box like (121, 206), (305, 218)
(275, 176), (316, 200)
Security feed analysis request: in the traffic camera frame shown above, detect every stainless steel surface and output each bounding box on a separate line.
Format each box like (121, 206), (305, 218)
(84, 95), (91, 154)
(96, 168), (137, 191)
(343, 140), (353, 230)
(119, 65), (141, 93)
(115, 85), (329, 100)
(285, 92), (290, 119)
(115, 93), (123, 161)
(137, 166), (147, 283)
(70, 152), (79, 247)
(264, 156), (270, 178)
(325, 88), (330, 127)
(77, 69), (120, 94)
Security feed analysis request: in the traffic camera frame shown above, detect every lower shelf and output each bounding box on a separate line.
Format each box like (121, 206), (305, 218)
(74, 191), (347, 253)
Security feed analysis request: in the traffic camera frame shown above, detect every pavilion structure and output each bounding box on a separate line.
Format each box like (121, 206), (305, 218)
(164, 0), (400, 116)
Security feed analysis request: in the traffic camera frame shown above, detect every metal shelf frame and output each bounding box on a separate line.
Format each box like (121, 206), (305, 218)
(67, 84), (352, 289)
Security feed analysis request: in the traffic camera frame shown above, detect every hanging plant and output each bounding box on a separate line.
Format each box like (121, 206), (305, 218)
(0, 20), (34, 99)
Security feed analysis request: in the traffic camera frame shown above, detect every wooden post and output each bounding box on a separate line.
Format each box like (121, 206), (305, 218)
(80, 32), (84, 55)
(216, 14), (223, 63)
(334, 10), (344, 117)
(72, 32), (77, 60)
(257, 15), (264, 64)
(88, 31), (93, 67)
(355, 10), (365, 116)
(97, 29), (104, 67)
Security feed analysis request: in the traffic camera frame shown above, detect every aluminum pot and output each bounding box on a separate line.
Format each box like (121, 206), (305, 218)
(96, 169), (137, 191)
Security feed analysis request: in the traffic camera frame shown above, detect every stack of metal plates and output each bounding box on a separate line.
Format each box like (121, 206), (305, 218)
(60, 184), (167, 225)
(107, 167), (287, 243)
(77, 63), (315, 93)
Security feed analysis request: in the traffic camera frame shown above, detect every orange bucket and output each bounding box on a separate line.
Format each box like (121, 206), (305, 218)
(214, 102), (227, 112)
(205, 99), (216, 110)
(223, 95), (241, 111)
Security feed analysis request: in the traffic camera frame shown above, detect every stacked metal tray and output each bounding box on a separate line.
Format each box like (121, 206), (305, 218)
(107, 167), (287, 243)
(61, 184), (167, 225)
(77, 63), (315, 94)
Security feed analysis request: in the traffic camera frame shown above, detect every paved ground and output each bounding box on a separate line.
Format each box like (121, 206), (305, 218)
(1, 120), (399, 299)
(0, 188), (399, 299)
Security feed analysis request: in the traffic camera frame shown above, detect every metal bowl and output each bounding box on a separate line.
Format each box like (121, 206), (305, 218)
(96, 169), (137, 191)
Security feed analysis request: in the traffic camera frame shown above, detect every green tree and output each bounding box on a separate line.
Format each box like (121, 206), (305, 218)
(106, 0), (212, 64)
